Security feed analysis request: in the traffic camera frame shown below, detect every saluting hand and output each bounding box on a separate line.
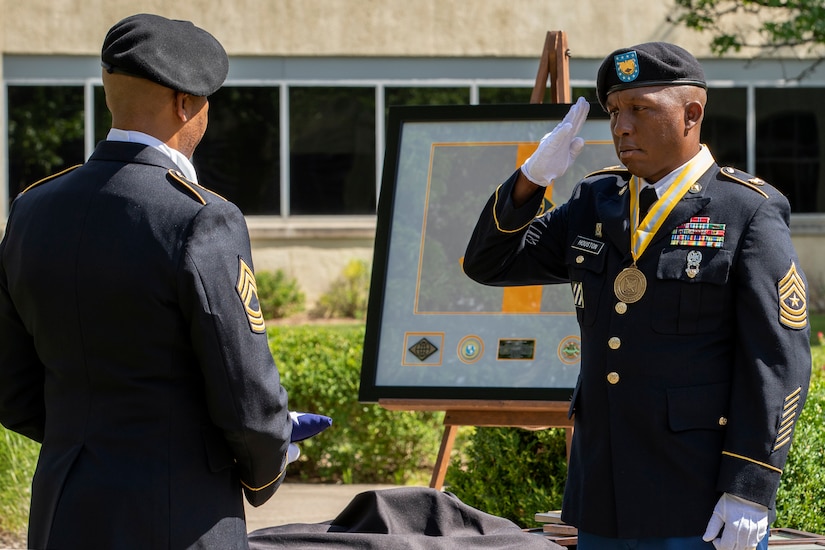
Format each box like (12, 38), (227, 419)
(520, 96), (590, 187)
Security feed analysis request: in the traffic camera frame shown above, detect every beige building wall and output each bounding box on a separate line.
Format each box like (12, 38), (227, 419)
(2, 0), (715, 59)
(2, 1), (823, 304)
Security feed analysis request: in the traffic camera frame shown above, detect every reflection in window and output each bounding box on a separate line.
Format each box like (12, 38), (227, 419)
(479, 87), (533, 104)
(756, 89), (821, 213)
(93, 86), (111, 144)
(702, 88), (747, 170)
(7, 86), (85, 205)
(289, 87), (376, 215)
(386, 87), (468, 108)
(193, 87), (281, 215)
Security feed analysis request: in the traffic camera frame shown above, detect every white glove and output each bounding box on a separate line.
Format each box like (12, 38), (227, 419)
(520, 96), (590, 186)
(702, 493), (769, 550)
(287, 443), (301, 464)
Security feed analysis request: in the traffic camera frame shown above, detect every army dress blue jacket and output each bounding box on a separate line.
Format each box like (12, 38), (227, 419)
(0, 141), (292, 549)
(463, 163), (811, 539)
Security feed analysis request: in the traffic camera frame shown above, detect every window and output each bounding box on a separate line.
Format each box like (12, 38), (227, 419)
(6, 79), (825, 217)
(6, 86), (85, 206)
(702, 88), (747, 170)
(193, 87), (281, 215)
(289, 87), (376, 215)
(755, 88), (822, 213)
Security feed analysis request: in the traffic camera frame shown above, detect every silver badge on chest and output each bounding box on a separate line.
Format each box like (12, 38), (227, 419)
(685, 250), (703, 279)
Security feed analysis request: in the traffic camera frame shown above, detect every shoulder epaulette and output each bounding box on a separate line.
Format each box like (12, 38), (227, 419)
(166, 169), (228, 205)
(19, 164), (82, 195)
(584, 165), (631, 179)
(719, 166), (769, 199)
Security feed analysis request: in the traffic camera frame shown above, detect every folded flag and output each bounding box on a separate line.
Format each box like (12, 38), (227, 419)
(290, 411), (333, 442)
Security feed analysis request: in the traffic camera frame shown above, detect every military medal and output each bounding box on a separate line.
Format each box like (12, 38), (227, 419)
(614, 264), (647, 303)
(620, 146), (716, 304)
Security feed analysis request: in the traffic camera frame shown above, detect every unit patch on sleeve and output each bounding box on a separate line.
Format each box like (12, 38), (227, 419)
(236, 257), (267, 334)
(778, 261), (807, 330)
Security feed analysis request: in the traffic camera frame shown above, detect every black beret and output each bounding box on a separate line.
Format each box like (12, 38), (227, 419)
(101, 13), (228, 97)
(596, 42), (706, 109)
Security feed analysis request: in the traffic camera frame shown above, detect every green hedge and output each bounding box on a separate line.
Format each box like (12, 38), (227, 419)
(775, 347), (825, 532)
(446, 345), (825, 531)
(0, 428), (39, 541)
(2, 327), (824, 542)
(444, 427), (568, 528)
(268, 324), (443, 483)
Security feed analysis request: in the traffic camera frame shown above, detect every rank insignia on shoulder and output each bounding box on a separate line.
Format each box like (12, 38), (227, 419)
(778, 261), (807, 330)
(585, 165), (631, 179)
(720, 167), (769, 199)
(167, 169), (228, 205)
(236, 257), (267, 334)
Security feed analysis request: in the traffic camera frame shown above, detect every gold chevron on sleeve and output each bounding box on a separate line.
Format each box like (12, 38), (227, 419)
(236, 258), (267, 334)
(774, 387), (803, 451)
(778, 261), (807, 329)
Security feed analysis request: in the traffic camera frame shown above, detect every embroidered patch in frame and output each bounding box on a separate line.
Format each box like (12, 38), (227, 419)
(778, 261), (807, 330)
(236, 258), (267, 334)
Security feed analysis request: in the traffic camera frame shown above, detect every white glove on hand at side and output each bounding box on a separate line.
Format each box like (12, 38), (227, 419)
(520, 96), (590, 187)
(702, 492), (769, 550)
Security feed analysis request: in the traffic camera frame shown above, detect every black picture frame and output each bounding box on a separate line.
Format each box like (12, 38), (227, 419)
(359, 103), (613, 403)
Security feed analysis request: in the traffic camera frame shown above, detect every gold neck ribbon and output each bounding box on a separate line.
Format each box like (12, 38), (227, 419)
(629, 145), (715, 263)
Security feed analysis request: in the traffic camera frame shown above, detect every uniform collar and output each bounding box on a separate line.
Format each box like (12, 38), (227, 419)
(106, 128), (199, 183)
(640, 145), (714, 198)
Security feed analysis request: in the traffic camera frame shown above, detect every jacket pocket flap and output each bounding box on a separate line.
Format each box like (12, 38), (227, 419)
(667, 382), (730, 432)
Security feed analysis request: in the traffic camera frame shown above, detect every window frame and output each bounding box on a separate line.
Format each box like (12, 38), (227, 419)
(4, 62), (825, 235)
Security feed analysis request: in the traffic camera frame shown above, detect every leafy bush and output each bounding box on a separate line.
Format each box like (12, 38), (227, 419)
(775, 344), (825, 531)
(310, 259), (370, 320)
(256, 269), (305, 319)
(0, 427), (39, 544)
(445, 345), (825, 532)
(444, 427), (568, 528)
(269, 324), (442, 484)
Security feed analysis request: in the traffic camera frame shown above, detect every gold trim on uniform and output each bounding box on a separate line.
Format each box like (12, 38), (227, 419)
(719, 167), (770, 199)
(19, 164), (82, 195)
(240, 451), (288, 491)
(491, 184), (539, 234)
(721, 451), (783, 474)
(167, 169), (229, 204)
(774, 387), (802, 451)
(778, 261), (807, 330)
(236, 258), (267, 334)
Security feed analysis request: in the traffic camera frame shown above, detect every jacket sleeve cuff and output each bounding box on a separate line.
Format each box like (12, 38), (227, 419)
(718, 451), (782, 508)
(491, 170), (546, 234)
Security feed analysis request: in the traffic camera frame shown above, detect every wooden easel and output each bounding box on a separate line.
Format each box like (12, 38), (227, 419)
(531, 30), (571, 104)
(379, 32), (577, 491)
(380, 399), (573, 490)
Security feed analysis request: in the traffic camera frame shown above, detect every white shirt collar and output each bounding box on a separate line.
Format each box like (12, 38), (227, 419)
(640, 145), (713, 198)
(106, 128), (199, 183)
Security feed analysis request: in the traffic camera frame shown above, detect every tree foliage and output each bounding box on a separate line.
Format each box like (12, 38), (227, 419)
(670, 0), (825, 79)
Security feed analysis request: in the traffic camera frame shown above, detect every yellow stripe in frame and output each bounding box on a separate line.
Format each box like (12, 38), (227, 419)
(501, 144), (548, 313)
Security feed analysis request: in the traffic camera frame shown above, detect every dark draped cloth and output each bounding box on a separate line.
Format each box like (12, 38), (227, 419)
(248, 487), (563, 550)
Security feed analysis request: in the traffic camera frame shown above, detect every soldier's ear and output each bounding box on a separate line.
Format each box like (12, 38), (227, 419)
(684, 100), (704, 136)
(174, 92), (189, 123)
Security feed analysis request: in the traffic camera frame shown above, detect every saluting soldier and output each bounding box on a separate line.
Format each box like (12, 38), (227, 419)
(0, 14), (294, 549)
(463, 42), (811, 550)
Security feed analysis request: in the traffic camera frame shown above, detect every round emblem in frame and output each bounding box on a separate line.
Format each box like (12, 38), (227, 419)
(457, 335), (484, 364)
